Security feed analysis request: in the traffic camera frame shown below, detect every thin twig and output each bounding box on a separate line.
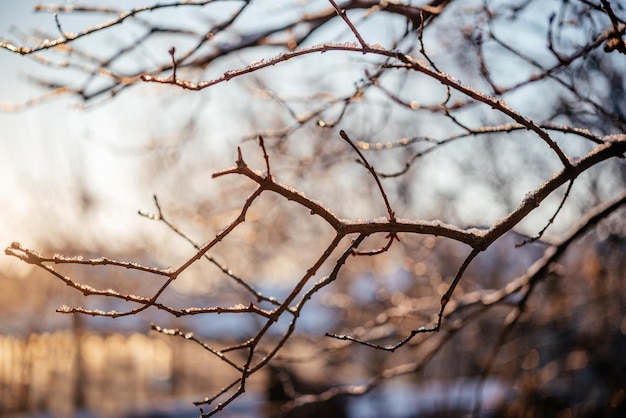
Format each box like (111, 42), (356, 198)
(516, 179), (574, 247)
(257, 135), (271, 178)
(328, 0), (368, 48)
(168, 46), (177, 81)
(340, 130), (396, 222)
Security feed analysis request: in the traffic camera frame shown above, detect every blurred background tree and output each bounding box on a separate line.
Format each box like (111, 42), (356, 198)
(1, 1), (625, 417)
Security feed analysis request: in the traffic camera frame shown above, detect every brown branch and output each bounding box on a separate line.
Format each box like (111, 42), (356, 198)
(168, 46), (177, 81)
(257, 135), (271, 178)
(329, 0), (368, 48)
(516, 179), (574, 247)
(469, 188), (626, 417)
(480, 138), (626, 249)
(4, 242), (172, 275)
(0, 1), (220, 55)
(340, 129), (396, 222)
(143, 42), (572, 167)
(139, 195), (280, 305)
(248, 233), (369, 376)
(351, 233), (395, 256)
(459, 188), (626, 312)
(151, 324), (244, 372)
(171, 183), (263, 277)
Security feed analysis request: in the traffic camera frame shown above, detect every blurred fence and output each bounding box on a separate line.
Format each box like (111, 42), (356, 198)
(0, 329), (245, 417)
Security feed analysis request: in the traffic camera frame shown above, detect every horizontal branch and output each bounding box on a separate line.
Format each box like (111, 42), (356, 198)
(340, 219), (484, 247)
(0, 0), (222, 55)
(143, 40), (574, 167)
(4, 244), (173, 276)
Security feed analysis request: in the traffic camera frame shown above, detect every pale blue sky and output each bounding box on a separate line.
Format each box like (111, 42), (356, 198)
(0, 0), (603, 280)
(0, 1), (175, 275)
